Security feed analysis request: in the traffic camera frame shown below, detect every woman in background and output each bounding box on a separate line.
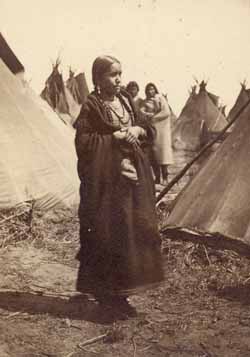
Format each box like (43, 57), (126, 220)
(74, 56), (164, 317)
(140, 82), (173, 185)
(126, 81), (143, 113)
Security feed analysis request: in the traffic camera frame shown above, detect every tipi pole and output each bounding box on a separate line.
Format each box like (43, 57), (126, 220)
(156, 97), (250, 204)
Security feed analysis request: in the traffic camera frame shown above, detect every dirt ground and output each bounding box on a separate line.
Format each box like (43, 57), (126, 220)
(1, 208), (250, 357)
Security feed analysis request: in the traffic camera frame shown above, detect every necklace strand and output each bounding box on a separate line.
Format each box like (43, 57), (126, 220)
(105, 99), (130, 125)
(95, 91), (135, 126)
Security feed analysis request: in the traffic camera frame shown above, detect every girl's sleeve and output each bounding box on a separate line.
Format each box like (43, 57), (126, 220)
(75, 105), (117, 182)
(75, 104), (113, 158)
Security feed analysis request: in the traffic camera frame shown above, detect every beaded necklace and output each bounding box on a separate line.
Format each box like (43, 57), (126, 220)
(96, 91), (135, 126)
(105, 100), (130, 125)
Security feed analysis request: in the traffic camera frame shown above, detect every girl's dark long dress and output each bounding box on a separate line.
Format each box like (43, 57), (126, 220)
(74, 90), (164, 297)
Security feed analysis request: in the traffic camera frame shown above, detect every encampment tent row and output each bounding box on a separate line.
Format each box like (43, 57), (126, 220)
(1, 31), (250, 257)
(41, 61), (89, 126)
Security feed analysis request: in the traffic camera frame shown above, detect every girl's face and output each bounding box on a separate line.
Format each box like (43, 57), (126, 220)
(129, 86), (139, 98)
(147, 85), (156, 98)
(99, 62), (122, 96)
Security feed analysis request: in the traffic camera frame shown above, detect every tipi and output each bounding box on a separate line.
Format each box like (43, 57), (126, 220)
(0, 56), (79, 211)
(172, 81), (228, 151)
(66, 69), (89, 105)
(41, 61), (82, 126)
(228, 82), (250, 122)
(162, 98), (250, 255)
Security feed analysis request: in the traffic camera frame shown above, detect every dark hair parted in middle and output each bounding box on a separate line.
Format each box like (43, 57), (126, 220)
(145, 82), (159, 99)
(126, 81), (140, 92)
(92, 55), (120, 87)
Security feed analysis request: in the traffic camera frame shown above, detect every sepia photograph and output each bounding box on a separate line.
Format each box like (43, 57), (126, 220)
(1, 0), (250, 356)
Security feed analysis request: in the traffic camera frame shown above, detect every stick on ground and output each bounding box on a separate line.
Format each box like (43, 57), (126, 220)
(78, 334), (108, 349)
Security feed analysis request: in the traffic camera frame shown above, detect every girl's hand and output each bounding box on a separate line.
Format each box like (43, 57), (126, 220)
(140, 110), (154, 119)
(145, 112), (154, 119)
(124, 126), (145, 144)
(113, 129), (127, 141)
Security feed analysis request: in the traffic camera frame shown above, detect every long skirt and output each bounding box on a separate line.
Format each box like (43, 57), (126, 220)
(154, 118), (173, 165)
(76, 151), (164, 297)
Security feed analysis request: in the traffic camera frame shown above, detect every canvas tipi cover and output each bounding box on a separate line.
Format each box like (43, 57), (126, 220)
(41, 62), (81, 126)
(66, 70), (89, 105)
(172, 82), (227, 151)
(0, 59), (79, 210)
(207, 90), (220, 108)
(228, 83), (250, 122)
(163, 98), (250, 255)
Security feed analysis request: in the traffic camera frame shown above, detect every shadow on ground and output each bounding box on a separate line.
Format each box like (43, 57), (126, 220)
(217, 283), (250, 305)
(0, 291), (129, 324)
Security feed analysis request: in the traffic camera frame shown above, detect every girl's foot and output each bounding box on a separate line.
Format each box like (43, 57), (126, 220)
(96, 295), (137, 317)
(113, 297), (137, 317)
